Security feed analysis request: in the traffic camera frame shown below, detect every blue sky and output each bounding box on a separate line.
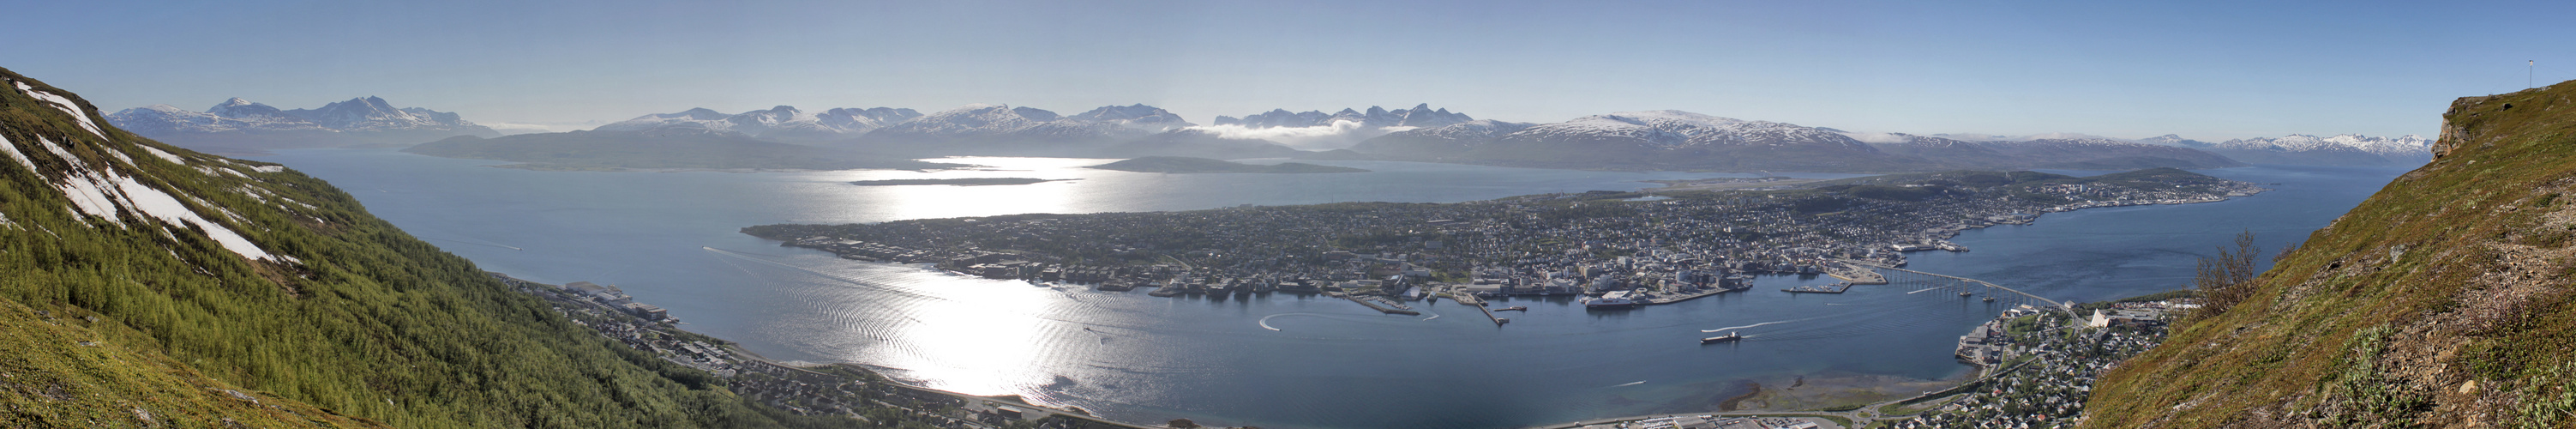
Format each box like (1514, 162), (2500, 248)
(11, 0), (2573, 139)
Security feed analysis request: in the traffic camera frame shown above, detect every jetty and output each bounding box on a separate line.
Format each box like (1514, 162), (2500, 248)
(1633, 286), (1741, 305)
(1341, 294), (1420, 316)
(1449, 293), (1508, 326)
(1825, 260), (1889, 284)
(1782, 282), (1854, 293)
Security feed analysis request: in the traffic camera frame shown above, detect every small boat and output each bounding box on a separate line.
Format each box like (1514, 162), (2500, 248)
(1982, 296), (1996, 302)
(1959, 291), (1973, 297)
(1701, 331), (1743, 344)
(1495, 317), (1511, 324)
(1496, 306), (1528, 311)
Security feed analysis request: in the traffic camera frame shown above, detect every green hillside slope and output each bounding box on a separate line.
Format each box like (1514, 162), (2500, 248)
(0, 69), (844, 427)
(2084, 82), (2576, 427)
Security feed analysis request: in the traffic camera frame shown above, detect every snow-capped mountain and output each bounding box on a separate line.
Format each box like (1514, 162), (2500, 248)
(1066, 104), (1195, 133)
(2133, 134), (2435, 166)
(850, 104), (1286, 158)
(2219, 134), (2430, 158)
(1353, 111), (2249, 172)
(1502, 111), (1876, 148)
(1213, 104), (1473, 129)
(1347, 119), (1535, 160)
(594, 106), (922, 143)
(1864, 133), (2241, 170)
(105, 96), (498, 153)
(2137, 134), (2216, 148)
(1354, 110), (1912, 171)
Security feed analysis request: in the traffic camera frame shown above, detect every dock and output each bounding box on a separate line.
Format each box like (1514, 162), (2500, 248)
(1781, 282), (1853, 293)
(1341, 294), (1420, 316)
(1449, 293), (1508, 326)
(1824, 261), (1889, 284)
(1635, 285), (1743, 305)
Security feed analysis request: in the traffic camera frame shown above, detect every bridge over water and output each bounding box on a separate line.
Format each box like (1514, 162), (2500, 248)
(1838, 260), (2075, 315)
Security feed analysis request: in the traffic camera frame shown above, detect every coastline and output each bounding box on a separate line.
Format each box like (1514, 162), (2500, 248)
(485, 271), (1152, 429)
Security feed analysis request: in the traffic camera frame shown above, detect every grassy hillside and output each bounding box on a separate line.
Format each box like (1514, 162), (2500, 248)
(0, 69), (850, 427)
(2083, 82), (2576, 427)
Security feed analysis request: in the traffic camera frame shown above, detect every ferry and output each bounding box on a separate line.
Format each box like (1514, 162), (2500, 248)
(1701, 331), (1743, 344)
(1582, 291), (1639, 310)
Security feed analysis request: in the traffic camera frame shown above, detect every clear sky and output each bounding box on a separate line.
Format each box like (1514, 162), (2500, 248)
(11, 0), (2573, 139)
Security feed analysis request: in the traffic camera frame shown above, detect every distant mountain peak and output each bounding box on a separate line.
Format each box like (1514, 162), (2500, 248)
(597, 104), (921, 143)
(106, 95), (498, 152)
(1213, 104), (1473, 129)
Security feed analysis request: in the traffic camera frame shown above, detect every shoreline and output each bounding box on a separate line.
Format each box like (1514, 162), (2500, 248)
(485, 271), (1152, 429)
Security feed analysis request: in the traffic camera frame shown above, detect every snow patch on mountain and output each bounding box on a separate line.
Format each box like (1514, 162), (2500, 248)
(1839, 131), (1915, 144)
(597, 106), (924, 142)
(1924, 132), (2124, 142)
(7, 76), (282, 262)
(16, 82), (108, 140)
(1186, 120), (1399, 150)
(1067, 104), (1195, 133)
(2216, 134), (2429, 158)
(1214, 104), (1472, 129)
(105, 96), (497, 151)
(0, 133), (34, 172)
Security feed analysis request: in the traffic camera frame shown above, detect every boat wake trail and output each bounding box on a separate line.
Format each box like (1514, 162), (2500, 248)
(1703, 318), (1812, 333)
(1906, 287), (1943, 294)
(1259, 313), (1330, 331)
(1421, 312), (1441, 321)
(1612, 381), (1646, 387)
(700, 247), (949, 302)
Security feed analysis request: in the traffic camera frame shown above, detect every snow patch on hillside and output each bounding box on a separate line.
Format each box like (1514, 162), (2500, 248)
(15, 81), (109, 140)
(15, 130), (277, 261)
(1, 132), (34, 172)
(141, 146), (184, 164)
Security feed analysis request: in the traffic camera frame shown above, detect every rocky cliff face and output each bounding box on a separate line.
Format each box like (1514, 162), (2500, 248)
(2083, 81), (2576, 427)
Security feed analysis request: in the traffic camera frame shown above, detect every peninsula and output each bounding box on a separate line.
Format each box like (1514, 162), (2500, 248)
(745, 168), (2263, 311)
(1086, 156), (1368, 173)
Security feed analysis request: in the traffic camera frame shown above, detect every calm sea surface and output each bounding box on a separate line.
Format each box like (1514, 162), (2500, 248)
(254, 149), (2406, 429)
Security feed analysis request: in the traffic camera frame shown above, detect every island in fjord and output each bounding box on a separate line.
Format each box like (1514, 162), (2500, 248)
(1086, 156), (1369, 173)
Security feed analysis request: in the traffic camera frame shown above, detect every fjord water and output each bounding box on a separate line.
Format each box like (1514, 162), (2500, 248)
(256, 149), (2403, 429)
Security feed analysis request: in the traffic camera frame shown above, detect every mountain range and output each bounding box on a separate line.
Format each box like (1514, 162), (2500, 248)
(2202, 134), (2435, 166)
(105, 94), (2434, 172)
(105, 96), (499, 154)
(1211, 103), (1474, 129)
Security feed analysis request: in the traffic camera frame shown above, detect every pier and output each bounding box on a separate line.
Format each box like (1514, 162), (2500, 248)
(1636, 286), (1741, 305)
(1340, 294), (1420, 316)
(1449, 293), (1509, 326)
(1838, 259), (2074, 315)
(1781, 282), (1853, 293)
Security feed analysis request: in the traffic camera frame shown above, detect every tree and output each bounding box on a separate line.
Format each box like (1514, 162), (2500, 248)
(2188, 231), (2261, 323)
